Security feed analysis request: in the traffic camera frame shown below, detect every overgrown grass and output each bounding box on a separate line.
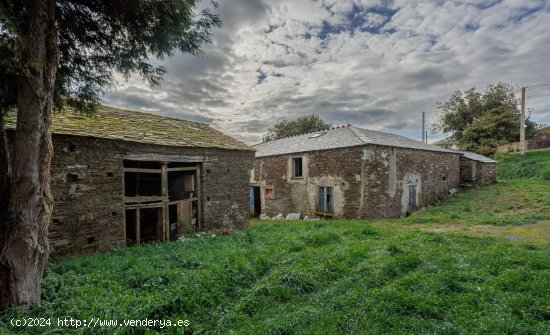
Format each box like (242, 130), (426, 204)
(1, 156), (549, 334)
(496, 148), (550, 180)
(1, 180), (549, 334)
(404, 179), (550, 226)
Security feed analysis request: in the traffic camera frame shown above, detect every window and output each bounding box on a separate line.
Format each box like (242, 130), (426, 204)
(318, 186), (333, 213)
(308, 132), (326, 139)
(293, 157), (303, 177)
(265, 187), (274, 198)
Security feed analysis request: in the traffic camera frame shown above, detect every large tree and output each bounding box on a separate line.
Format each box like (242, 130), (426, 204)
(263, 114), (331, 142)
(432, 82), (537, 155)
(0, 0), (220, 308)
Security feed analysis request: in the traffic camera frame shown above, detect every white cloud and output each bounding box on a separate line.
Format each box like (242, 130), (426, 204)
(105, 0), (550, 144)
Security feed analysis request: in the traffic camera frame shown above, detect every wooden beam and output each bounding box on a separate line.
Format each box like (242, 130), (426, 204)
(136, 208), (140, 244)
(196, 165), (202, 230)
(124, 168), (162, 174)
(168, 198), (196, 205)
(157, 207), (164, 241)
(125, 154), (207, 163)
(124, 195), (166, 204)
(124, 203), (164, 210)
(166, 167), (199, 172)
(161, 163), (169, 241)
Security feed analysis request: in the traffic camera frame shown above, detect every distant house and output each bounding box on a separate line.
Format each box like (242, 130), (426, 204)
(458, 151), (497, 185)
(250, 126), (462, 219)
(6, 107), (254, 256)
(496, 127), (550, 153)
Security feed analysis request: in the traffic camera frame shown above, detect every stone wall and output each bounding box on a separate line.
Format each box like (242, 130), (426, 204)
(252, 147), (364, 218)
(364, 145), (460, 218)
(253, 144), (461, 219)
(477, 162), (497, 185)
(459, 157), (496, 185)
(12, 133), (254, 256)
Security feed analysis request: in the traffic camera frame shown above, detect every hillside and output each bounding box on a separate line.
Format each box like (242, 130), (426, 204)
(496, 148), (550, 180)
(1, 180), (549, 334)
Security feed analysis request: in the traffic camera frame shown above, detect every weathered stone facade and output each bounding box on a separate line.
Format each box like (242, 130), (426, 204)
(252, 144), (460, 219)
(459, 157), (497, 185)
(5, 107), (254, 257)
(10, 133), (254, 256)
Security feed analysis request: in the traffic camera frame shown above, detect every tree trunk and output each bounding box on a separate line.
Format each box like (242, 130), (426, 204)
(0, 116), (10, 213)
(0, 0), (59, 309)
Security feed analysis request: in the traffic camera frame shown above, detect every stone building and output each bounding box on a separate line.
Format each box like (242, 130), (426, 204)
(250, 125), (462, 219)
(459, 151), (497, 185)
(6, 107), (254, 256)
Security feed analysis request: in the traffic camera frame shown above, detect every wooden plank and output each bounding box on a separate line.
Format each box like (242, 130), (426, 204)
(124, 195), (166, 203)
(196, 165), (202, 230)
(167, 167), (199, 172)
(124, 203), (163, 210)
(122, 167), (126, 243)
(176, 202), (181, 236)
(124, 168), (162, 174)
(161, 163), (169, 241)
(136, 208), (140, 244)
(169, 198), (196, 206)
(179, 200), (192, 233)
(157, 207), (164, 241)
(124, 154), (207, 163)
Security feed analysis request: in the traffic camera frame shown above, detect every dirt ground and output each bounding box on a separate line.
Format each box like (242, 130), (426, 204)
(408, 220), (550, 243)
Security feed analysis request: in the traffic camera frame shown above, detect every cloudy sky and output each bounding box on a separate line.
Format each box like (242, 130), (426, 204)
(105, 0), (550, 144)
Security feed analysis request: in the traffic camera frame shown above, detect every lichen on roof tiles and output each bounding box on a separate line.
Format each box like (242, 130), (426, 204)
(5, 106), (253, 151)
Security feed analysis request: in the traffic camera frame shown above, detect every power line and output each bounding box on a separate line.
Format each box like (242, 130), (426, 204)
(526, 80), (550, 90)
(527, 80), (550, 87)
(527, 83), (550, 90)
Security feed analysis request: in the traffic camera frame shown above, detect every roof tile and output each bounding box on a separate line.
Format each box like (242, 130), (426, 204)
(5, 106), (253, 151)
(253, 125), (456, 157)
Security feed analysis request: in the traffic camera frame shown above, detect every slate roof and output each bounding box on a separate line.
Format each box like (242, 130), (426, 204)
(5, 106), (252, 151)
(459, 151), (497, 163)
(253, 125), (457, 157)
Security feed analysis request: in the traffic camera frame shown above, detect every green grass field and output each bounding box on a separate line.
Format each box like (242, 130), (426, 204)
(496, 148), (550, 180)
(1, 151), (549, 334)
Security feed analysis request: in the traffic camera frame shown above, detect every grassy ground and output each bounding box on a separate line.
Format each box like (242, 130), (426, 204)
(402, 179), (550, 226)
(496, 148), (550, 180)
(1, 152), (549, 334)
(1, 221), (549, 334)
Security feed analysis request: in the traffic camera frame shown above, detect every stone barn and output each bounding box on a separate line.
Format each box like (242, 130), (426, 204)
(459, 151), (497, 185)
(250, 125), (461, 219)
(6, 107), (254, 256)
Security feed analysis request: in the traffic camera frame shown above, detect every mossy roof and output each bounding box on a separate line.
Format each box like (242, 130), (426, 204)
(5, 106), (253, 151)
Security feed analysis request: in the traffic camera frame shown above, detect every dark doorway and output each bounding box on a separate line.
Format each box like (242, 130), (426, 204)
(139, 207), (162, 243)
(125, 209), (137, 245)
(250, 186), (261, 218)
(461, 164), (473, 183)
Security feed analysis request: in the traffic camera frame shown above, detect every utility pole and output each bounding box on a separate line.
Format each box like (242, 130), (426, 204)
(520, 87), (526, 156)
(422, 112), (425, 143)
